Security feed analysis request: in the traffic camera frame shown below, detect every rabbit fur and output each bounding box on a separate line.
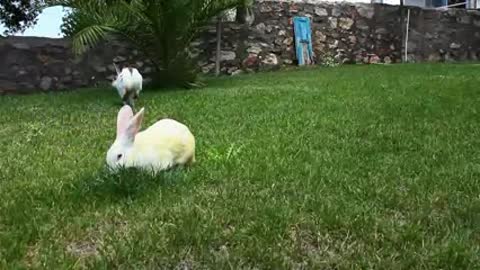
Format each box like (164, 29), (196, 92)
(112, 63), (143, 109)
(106, 105), (196, 173)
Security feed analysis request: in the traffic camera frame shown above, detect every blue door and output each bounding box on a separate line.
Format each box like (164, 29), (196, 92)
(293, 16), (314, 65)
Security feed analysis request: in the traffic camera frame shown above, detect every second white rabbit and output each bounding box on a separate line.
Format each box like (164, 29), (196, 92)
(112, 63), (143, 109)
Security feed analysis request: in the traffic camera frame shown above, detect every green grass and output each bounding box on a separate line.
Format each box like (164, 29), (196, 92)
(1, 63), (480, 269)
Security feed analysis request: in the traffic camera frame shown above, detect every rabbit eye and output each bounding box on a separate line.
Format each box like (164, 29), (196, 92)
(117, 154), (123, 160)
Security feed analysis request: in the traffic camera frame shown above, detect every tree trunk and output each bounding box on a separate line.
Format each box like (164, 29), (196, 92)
(236, 6), (247, 24)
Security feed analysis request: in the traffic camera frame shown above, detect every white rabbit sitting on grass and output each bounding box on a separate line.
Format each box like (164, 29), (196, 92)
(106, 105), (196, 173)
(111, 63), (143, 109)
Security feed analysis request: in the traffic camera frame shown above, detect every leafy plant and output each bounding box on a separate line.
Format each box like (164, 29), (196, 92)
(0, 0), (44, 35)
(49, 0), (244, 88)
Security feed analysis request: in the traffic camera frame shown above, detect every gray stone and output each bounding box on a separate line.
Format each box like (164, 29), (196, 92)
(328, 17), (338, 28)
(188, 49), (201, 59)
(339, 18), (354, 30)
(474, 20), (480, 27)
(221, 51), (236, 61)
(113, 56), (127, 62)
(444, 53), (455, 62)
(450, 42), (461, 49)
(40, 76), (53, 90)
(283, 59), (293, 65)
(107, 64), (116, 72)
(266, 25), (274, 33)
(283, 37), (294, 46)
(356, 20), (369, 31)
(227, 67), (239, 74)
(357, 6), (374, 19)
(201, 63), (215, 74)
(469, 50), (478, 61)
(207, 27), (217, 34)
(383, 56), (392, 64)
(315, 31), (327, 42)
(65, 67), (72, 75)
(314, 7), (328, 17)
(329, 40), (339, 49)
(143, 67), (153, 74)
(407, 54), (417, 63)
(260, 5), (272, 13)
(314, 44), (325, 53)
(12, 43), (30, 50)
(247, 45), (262, 54)
(275, 37), (283, 46)
(348, 35), (357, 44)
(428, 53), (442, 62)
(425, 32), (435, 39)
(407, 41), (417, 51)
(355, 54), (364, 63)
(369, 55), (380, 64)
(375, 28), (388, 34)
(457, 16), (471, 24)
(191, 40), (203, 47)
(256, 23), (267, 34)
(63, 76), (73, 83)
(94, 66), (107, 73)
(143, 77), (152, 85)
(231, 69), (243, 76)
(332, 7), (342, 17)
(262, 53), (278, 65)
(278, 30), (287, 36)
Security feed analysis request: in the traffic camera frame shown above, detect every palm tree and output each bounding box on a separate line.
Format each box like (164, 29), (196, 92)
(48, 0), (243, 88)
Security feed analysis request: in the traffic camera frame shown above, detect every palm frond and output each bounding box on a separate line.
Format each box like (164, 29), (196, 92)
(71, 25), (116, 55)
(47, 0), (246, 87)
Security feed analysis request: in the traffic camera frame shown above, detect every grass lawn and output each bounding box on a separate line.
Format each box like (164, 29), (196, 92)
(1, 63), (479, 269)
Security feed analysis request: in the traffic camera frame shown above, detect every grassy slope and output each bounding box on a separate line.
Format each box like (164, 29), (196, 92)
(0, 64), (479, 269)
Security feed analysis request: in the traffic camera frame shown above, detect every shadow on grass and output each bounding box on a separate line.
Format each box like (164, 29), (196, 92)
(73, 166), (191, 202)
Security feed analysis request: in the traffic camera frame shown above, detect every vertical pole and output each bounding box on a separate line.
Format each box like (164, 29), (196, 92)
(404, 9), (410, 62)
(400, 0), (405, 63)
(215, 15), (223, 76)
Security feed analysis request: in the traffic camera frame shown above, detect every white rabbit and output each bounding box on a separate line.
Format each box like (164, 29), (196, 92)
(111, 63), (143, 109)
(106, 105), (196, 173)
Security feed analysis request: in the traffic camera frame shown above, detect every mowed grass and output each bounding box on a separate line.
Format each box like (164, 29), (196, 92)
(1, 63), (480, 269)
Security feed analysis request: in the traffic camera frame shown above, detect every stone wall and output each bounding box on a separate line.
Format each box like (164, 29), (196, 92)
(406, 7), (480, 62)
(1, 1), (480, 94)
(193, 1), (480, 75)
(0, 37), (155, 94)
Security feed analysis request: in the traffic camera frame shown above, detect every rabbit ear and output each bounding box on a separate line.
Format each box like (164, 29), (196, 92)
(116, 105), (134, 138)
(124, 107), (145, 142)
(114, 62), (121, 75)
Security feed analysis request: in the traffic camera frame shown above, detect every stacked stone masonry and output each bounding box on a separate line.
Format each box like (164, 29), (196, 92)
(0, 0), (479, 93)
